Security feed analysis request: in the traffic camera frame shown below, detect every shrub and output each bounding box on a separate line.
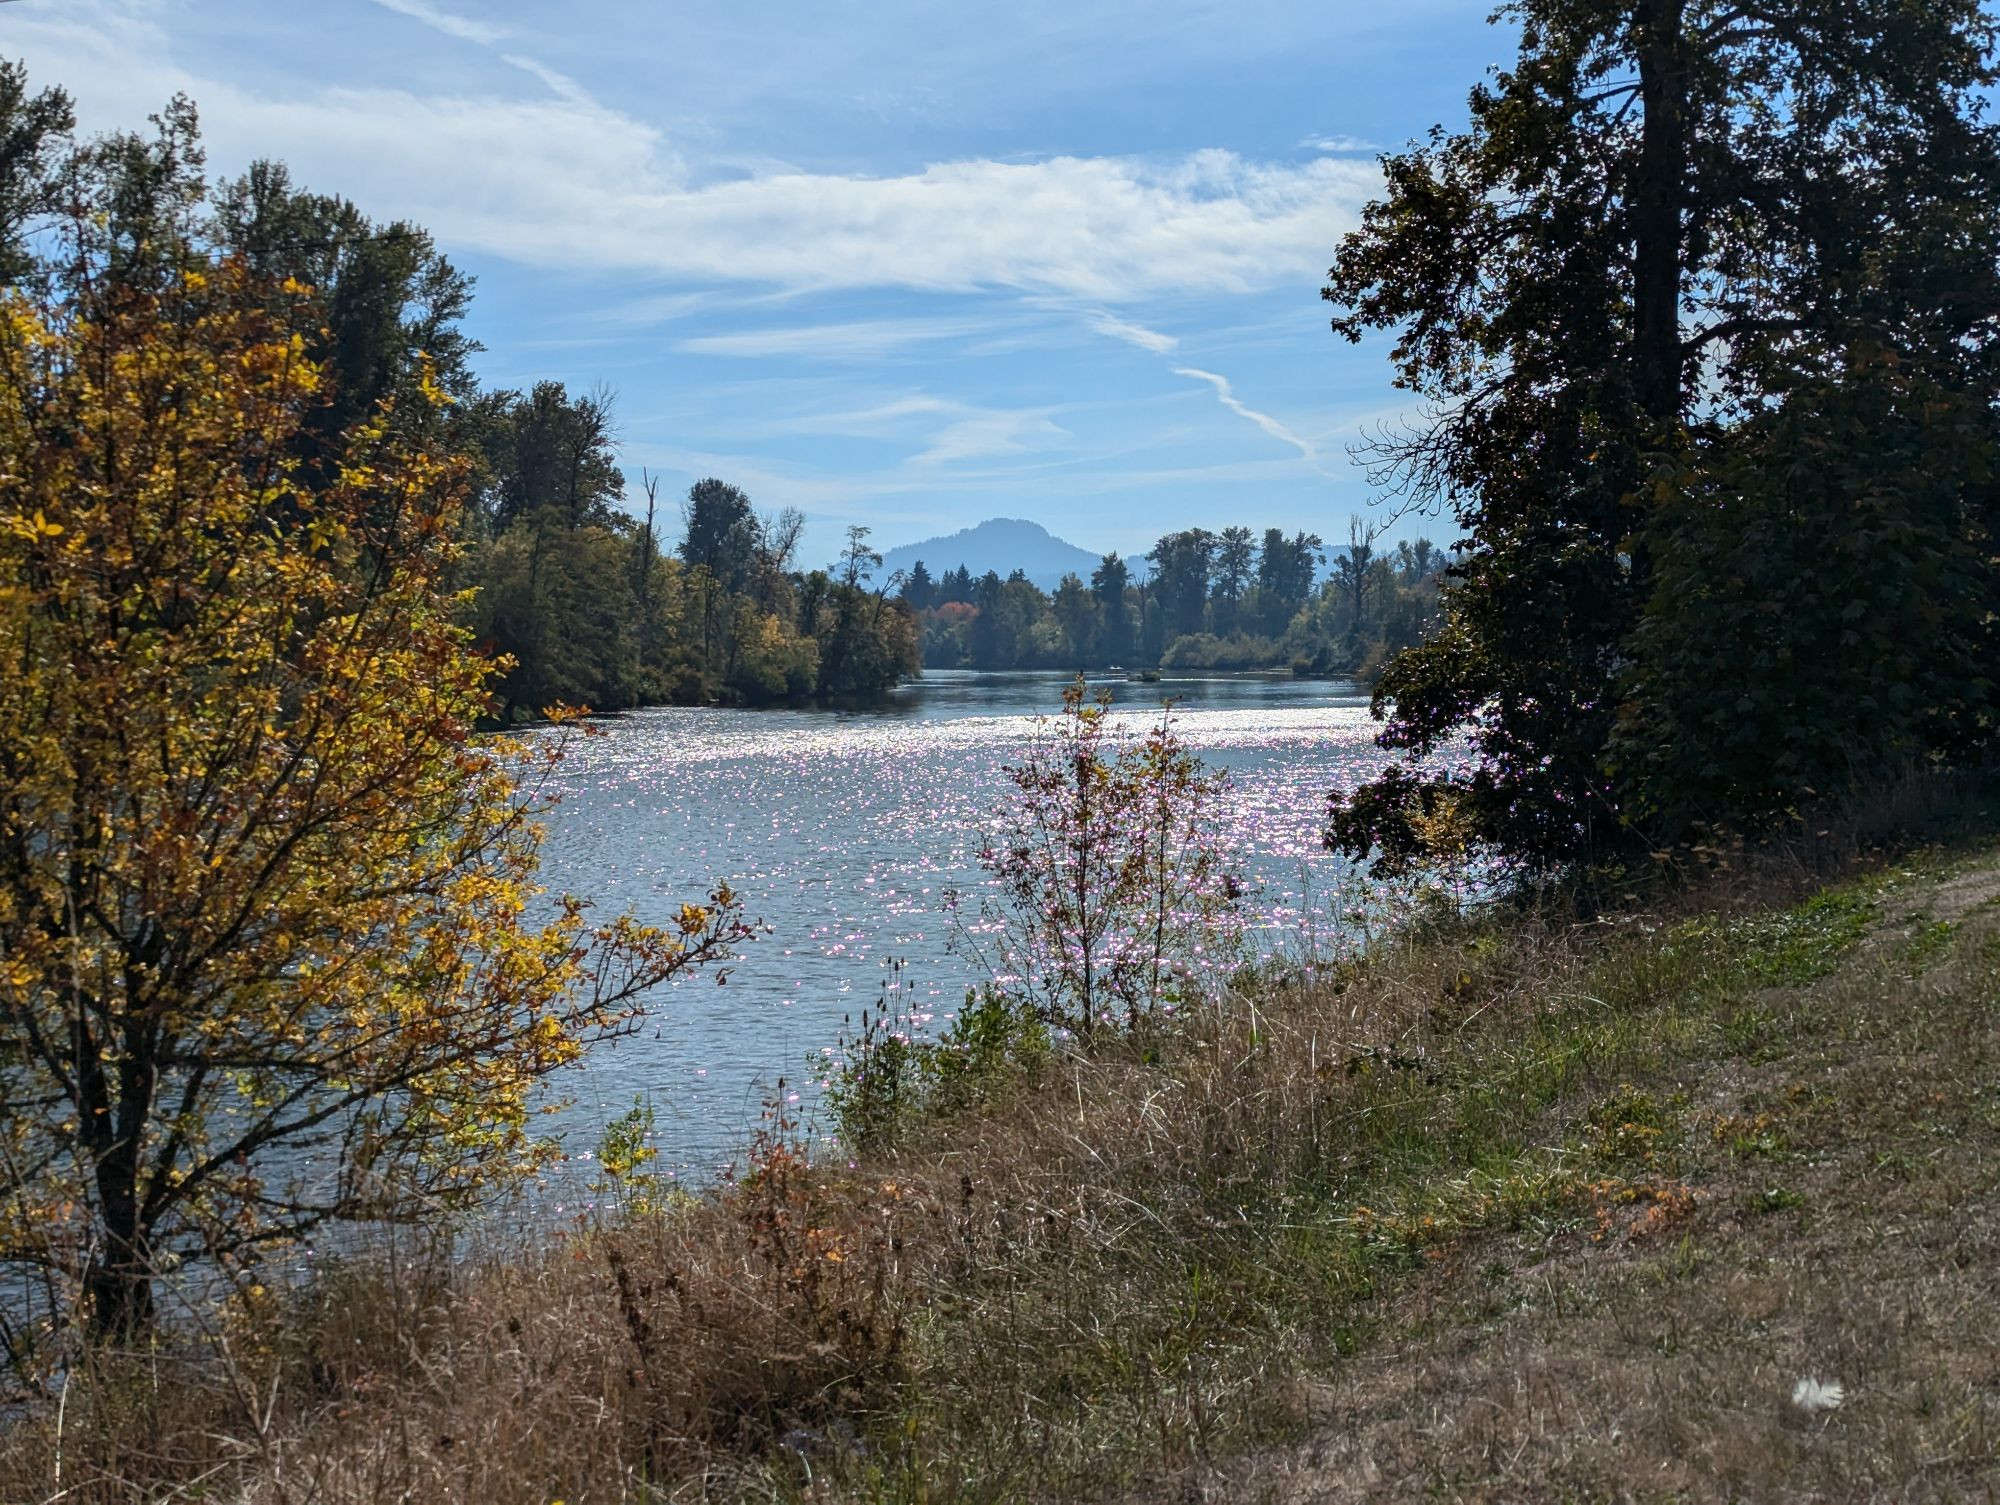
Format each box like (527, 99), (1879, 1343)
(822, 986), (1050, 1150)
(956, 679), (1243, 1040)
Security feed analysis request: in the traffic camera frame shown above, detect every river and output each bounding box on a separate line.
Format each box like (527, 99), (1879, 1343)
(531, 669), (1394, 1180)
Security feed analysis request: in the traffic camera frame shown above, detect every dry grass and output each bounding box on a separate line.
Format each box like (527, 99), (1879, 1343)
(5, 794), (2000, 1503)
(1185, 852), (2000, 1503)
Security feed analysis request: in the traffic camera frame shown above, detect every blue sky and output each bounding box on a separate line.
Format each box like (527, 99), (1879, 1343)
(6, 0), (1504, 568)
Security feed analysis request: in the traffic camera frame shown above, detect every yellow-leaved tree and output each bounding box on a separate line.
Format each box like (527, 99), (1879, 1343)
(0, 251), (747, 1340)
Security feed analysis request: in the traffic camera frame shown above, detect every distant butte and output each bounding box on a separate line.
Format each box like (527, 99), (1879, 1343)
(876, 517), (1107, 592)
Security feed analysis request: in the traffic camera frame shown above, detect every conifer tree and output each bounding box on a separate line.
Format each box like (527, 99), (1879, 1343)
(1325, 0), (2000, 867)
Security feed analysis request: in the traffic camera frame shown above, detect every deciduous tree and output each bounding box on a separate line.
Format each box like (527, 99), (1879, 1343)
(963, 682), (1241, 1038)
(0, 252), (747, 1341)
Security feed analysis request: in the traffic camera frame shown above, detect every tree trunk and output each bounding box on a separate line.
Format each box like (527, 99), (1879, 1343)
(77, 1007), (163, 1341)
(87, 1122), (157, 1340)
(85, 1241), (156, 1341)
(1632, 0), (1687, 430)
(1630, 0), (1688, 601)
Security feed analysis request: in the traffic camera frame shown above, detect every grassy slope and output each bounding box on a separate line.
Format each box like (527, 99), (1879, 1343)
(6, 836), (1998, 1503)
(1182, 851), (2000, 1503)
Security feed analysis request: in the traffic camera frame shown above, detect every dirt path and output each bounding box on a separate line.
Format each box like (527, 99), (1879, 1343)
(1180, 852), (2000, 1503)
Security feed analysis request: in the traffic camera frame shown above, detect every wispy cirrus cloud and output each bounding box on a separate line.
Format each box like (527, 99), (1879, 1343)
(1084, 311), (1179, 353)
(368, 0), (506, 46)
(912, 409), (1069, 466)
(368, 1), (603, 109)
(778, 395), (961, 433)
(1299, 133), (1381, 154)
(678, 318), (999, 360)
(1174, 366), (1321, 468)
(714, 392), (1070, 466)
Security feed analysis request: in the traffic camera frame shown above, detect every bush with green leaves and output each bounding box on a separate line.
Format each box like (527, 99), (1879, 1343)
(820, 988), (1050, 1150)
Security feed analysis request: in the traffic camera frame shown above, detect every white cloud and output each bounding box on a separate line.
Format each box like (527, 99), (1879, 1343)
(370, 2), (617, 111)
(678, 318), (995, 360)
(1174, 367), (1321, 467)
(1299, 133), (1381, 154)
(7, 2), (688, 217)
(10, 3), (1382, 302)
(369, 0), (507, 46)
(709, 391), (1069, 465)
(912, 410), (1069, 466)
(1085, 311), (1179, 353)
(548, 152), (1376, 300)
(787, 395), (960, 430)
(495, 53), (598, 105)
(588, 291), (727, 327)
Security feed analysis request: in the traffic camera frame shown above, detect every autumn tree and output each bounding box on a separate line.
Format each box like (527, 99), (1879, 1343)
(0, 236), (747, 1339)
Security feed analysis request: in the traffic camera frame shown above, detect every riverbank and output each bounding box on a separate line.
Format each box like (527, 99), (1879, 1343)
(7, 802), (1998, 1502)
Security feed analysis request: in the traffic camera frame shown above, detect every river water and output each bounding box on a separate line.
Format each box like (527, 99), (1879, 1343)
(531, 670), (1393, 1179)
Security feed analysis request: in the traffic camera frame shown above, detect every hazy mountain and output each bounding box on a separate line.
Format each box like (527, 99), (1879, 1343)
(877, 517), (1105, 592)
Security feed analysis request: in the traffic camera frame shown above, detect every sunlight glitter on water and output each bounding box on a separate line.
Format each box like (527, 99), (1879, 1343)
(528, 673), (1394, 1175)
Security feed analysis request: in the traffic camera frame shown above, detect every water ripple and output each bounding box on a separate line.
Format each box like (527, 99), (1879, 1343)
(531, 672), (1393, 1175)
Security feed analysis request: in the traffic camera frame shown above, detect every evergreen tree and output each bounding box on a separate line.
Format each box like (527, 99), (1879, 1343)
(939, 564), (975, 605)
(1325, 0), (2000, 868)
(1091, 552), (1133, 663)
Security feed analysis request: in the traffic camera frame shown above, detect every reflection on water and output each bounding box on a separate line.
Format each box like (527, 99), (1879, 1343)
(532, 670), (1392, 1176)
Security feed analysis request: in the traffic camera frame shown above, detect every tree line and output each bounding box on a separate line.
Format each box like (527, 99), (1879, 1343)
(472, 445), (917, 717)
(0, 72), (917, 723)
(901, 523), (1451, 676)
